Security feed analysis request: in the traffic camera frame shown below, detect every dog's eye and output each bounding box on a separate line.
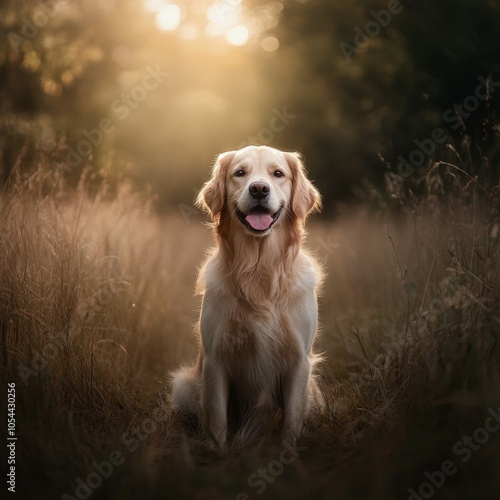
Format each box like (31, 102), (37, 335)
(273, 170), (284, 178)
(234, 170), (246, 177)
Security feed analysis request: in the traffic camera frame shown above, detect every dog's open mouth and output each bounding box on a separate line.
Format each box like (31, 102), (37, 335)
(236, 205), (282, 233)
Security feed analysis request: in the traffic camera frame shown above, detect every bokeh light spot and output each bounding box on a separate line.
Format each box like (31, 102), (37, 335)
(226, 25), (249, 46)
(206, 2), (241, 26)
(155, 4), (182, 32)
(42, 80), (62, 97)
(61, 71), (74, 86)
(261, 36), (279, 52)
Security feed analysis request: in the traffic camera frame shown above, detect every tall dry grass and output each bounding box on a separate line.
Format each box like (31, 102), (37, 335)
(1, 152), (499, 499)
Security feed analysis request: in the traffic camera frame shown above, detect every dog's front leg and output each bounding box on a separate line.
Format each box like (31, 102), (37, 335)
(282, 360), (310, 445)
(201, 356), (229, 448)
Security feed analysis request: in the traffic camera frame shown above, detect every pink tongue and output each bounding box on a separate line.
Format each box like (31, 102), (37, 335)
(246, 213), (273, 231)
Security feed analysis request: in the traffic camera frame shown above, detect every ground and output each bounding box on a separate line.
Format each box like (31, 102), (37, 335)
(1, 165), (499, 500)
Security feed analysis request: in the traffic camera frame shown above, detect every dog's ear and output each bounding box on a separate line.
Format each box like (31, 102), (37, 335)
(196, 151), (235, 218)
(285, 152), (321, 220)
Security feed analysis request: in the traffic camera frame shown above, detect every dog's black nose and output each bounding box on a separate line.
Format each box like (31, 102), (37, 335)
(249, 182), (270, 200)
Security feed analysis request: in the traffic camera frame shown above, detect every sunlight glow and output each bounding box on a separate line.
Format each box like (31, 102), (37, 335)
(155, 4), (182, 31)
(144, 0), (277, 48)
(226, 24), (249, 46)
(144, 0), (166, 13)
(205, 22), (226, 37)
(261, 36), (279, 52)
(206, 2), (241, 27)
(205, 1), (241, 38)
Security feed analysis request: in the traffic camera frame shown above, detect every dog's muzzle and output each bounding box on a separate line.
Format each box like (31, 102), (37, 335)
(236, 205), (283, 233)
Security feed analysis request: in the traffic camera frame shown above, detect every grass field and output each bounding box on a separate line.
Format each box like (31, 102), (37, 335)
(1, 159), (499, 500)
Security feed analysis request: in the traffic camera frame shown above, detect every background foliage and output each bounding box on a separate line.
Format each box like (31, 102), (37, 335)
(1, 0), (499, 211)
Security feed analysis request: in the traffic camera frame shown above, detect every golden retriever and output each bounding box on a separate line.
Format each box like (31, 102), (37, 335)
(171, 145), (324, 447)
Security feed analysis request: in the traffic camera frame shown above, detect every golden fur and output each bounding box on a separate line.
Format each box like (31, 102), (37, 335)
(171, 145), (324, 447)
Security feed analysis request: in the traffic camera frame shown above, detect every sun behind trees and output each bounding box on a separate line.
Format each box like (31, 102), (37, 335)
(1, 0), (499, 208)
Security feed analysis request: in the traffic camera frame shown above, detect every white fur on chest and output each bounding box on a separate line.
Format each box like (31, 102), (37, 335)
(198, 250), (320, 399)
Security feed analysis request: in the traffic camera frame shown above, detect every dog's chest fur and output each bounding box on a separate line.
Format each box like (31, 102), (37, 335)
(215, 295), (302, 392)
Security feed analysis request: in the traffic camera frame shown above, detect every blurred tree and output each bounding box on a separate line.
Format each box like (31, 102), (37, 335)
(266, 0), (500, 210)
(1, 0), (499, 210)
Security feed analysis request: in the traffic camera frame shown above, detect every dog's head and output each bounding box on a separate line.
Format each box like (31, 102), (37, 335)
(197, 146), (321, 236)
